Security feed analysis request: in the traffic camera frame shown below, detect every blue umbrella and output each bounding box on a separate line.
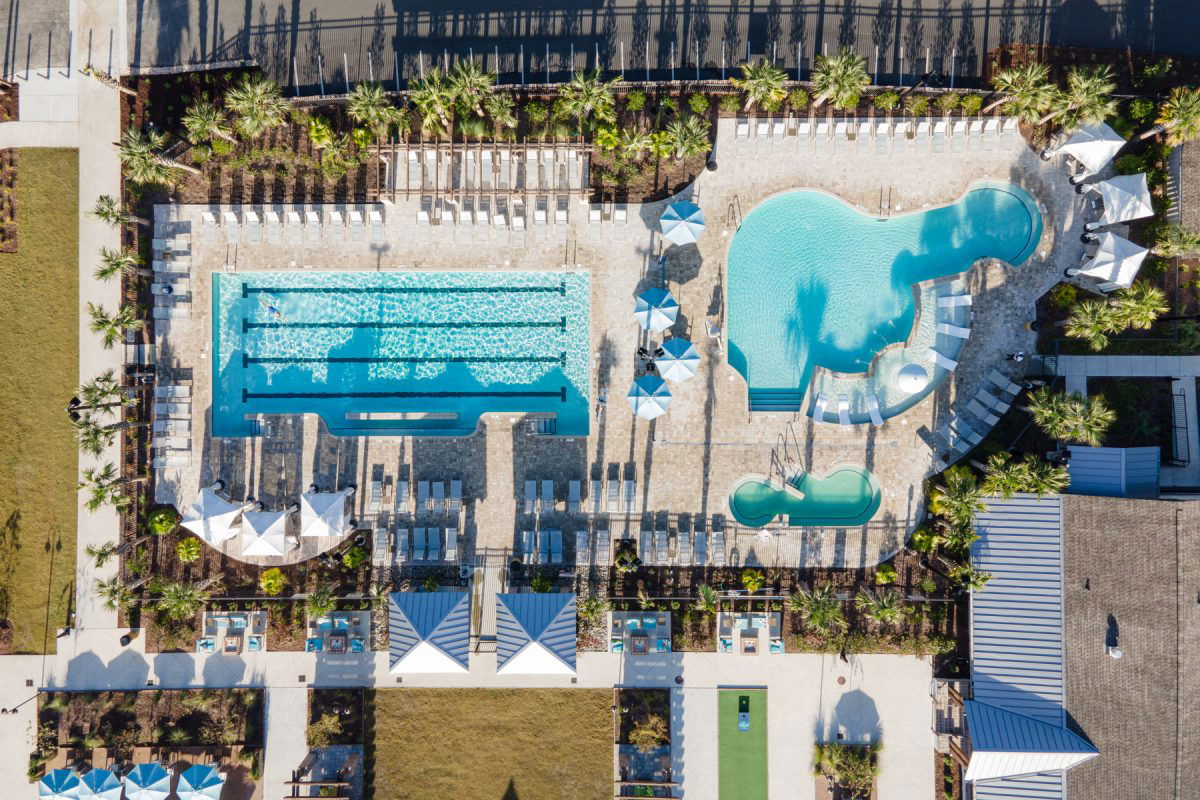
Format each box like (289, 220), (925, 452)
(633, 288), (679, 333)
(654, 337), (701, 382)
(628, 375), (672, 420)
(660, 201), (705, 245)
(177, 764), (225, 800)
(38, 769), (81, 800)
(76, 769), (121, 800)
(124, 764), (171, 800)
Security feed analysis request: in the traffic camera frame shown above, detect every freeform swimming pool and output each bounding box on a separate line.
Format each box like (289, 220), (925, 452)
(212, 271), (590, 437)
(728, 466), (882, 528)
(727, 182), (1042, 411)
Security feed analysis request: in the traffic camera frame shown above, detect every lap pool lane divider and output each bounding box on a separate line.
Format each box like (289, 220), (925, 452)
(719, 688), (768, 800)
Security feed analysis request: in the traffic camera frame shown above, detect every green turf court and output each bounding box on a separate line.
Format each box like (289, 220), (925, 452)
(719, 689), (768, 800)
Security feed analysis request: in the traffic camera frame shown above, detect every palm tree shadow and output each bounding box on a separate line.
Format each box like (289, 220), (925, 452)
(501, 778), (520, 800)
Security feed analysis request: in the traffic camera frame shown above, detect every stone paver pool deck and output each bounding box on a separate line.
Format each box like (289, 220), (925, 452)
(151, 116), (1085, 569)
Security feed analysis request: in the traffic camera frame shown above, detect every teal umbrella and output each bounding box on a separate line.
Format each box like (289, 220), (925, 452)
(124, 764), (171, 800)
(38, 769), (80, 800)
(628, 375), (672, 420)
(177, 764), (225, 800)
(634, 288), (679, 333)
(654, 337), (700, 382)
(76, 769), (121, 800)
(660, 201), (705, 245)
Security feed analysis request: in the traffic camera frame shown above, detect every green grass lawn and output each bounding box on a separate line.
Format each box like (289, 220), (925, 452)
(719, 689), (768, 800)
(370, 689), (613, 800)
(0, 149), (79, 653)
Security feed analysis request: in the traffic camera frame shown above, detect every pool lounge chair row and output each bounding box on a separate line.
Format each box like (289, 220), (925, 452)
(394, 479), (462, 515)
(810, 391), (886, 427)
(519, 528), (564, 564)
(388, 526), (458, 563)
(416, 194), (576, 247)
(152, 384), (193, 470)
(399, 146), (588, 194)
(734, 116), (1018, 158)
(522, 479), (590, 514)
(635, 520), (728, 567)
(200, 207), (385, 246)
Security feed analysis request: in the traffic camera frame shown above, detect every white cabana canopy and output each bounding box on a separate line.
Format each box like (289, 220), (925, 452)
(654, 337), (701, 382)
(1052, 121), (1126, 174)
(628, 375), (672, 420)
(1089, 173), (1154, 227)
(633, 288), (679, 333)
(299, 488), (352, 538)
(660, 201), (705, 245)
(240, 509), (294, 556)
(180, 486), (244, 545)
(1078, 232), (1149, 291)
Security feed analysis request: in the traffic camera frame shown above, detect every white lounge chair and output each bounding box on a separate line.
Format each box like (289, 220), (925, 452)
(867, 394), (884, 426)
(937, 322), (971, 339)
(541, 479), (554, 512)
(155, 385), (190, 400)
(153, 455), (189, 469)
(302, 210), (320, 243)
(522, 530), (536, 562)
(937, 294), (973, 308)
(812, 392), (830, 422)
(243, 210), (261, 243)
(222, 211), (239, 243)
(394, 529), (410, 563)
(967, 399), (999, 426)
(413, 528), (428, 561)
(988, 368), (1022, 397)
(444, 528), (458, 562)
(638, 530), (651, 563)
(368, 480), (382, 513)
(951, 120), (968, 154)
(524, 480), (537, 514)
(328, 210), (345, 242)
(837, 395), (851, 426)
(932, 120), (948, 153)
(426, 528), (441, 562)
(590, 479), (602, 514)
(369, 209), (384, 244)
(614, 204), (627, 225)
(975, 388), (1012, 414)
(201, 211), (218, 244)
(395, 479), (409, 513)
(654, 530), (668, 565)
(417, 480), (430, 510)
(694, 530), (708, 565)
(927, 348), (959, 371)
(285, 210), (303, 243)
(712, 525), (726, 566)
(623, 478), (635, 512)
(449, 480), (462, 513)
(372, 528), (389, 567)
(568, 480), (581, 512)
(549, 530), (563, 564)
(677, 527), (692, 566)
(607, 478), (618, 512)
(575, 530), (589, 564)
(431, 481), (445, 512)
(265, 210), (281, 244)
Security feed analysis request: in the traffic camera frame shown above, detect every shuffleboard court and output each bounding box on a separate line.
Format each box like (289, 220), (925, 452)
(719, 688), (768, 800)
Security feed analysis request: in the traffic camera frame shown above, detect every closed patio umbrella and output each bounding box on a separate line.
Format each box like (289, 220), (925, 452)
(628, 375), (672, 419)
(123, 764), (171, 800)
(241, 509), (294, 556)
(654, 337), (701, 382)
(76, 769), (121, 800)
(660, 201), (705, 245)
(38, 769), (80, 800)
(176, 764), (225, 800)
(180, 486), (244, 545)
(634, 288), (679, 333)
(1077, 232), (1148, 291)
(299, 488), (353, 538)
(1086, 173), (1153, 228)
(1047, 121), (1126, 176)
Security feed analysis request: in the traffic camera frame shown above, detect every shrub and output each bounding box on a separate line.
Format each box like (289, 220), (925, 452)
(905, 94), (929, 116)
(718, 94), (741, 114)
(628, 714), (669, 753)
(530, 573), (553, 593)
(909, 526), (939, 554)
(524, 100), (548, 125)
(1129, 97), (1155, 121)
(788, 88), (810, 111)
(874, 563), (898, 585)
(1113, 153), (1146, 175)
(624, 90), (646, 112)
(761, 94), (783, 113)
(341, 545), (367, 570)
(176, 536), (202, 564)
(959, 93), (983, 115)
(191, 145), (212, 166)
(688, 93), (709, 114)
(421, 574), (439, 592)
(1049, 282), (1078, 311)
(873, 91), (900, 112)
(919, 576), (939, 595)
(935, 92), (960, 113)
(259, 567), (286, 597)
(308, 712), (343, 747)
(147, 507), (179, 535)
(210, 137), (234, 157)
(595, 125), (620, 150)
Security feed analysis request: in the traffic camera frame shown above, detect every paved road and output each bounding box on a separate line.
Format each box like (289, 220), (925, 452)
(115, 0), (1200, 92)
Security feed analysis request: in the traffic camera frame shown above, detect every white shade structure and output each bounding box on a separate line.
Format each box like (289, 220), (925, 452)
(654, 337), (701, 382)
(176, 765), (224, 800)
(299, 487), (353, 538)
(660, 200), (705, 245)
(38, 770), (80, 800)
(1051, 121), (1126, 174)
(240, 509), (294, 557)
(633, 288), (679, 333)
(180, 487), (244, 545)
(1088, 173), (1153, 227)
(897, 363), (931, 394)
(1078, 233), (1149, 291)
(123, 765), (171, 800)
(628, 375), (672, 420)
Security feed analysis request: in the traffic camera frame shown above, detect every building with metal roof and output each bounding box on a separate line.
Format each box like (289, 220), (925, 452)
(387, 591), (470, 674)
(495, 593), (577, 675)
(1066, 445), (1160, 499)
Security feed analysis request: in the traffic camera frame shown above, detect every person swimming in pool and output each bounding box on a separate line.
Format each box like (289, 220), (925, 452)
(258, 295), (285, 322)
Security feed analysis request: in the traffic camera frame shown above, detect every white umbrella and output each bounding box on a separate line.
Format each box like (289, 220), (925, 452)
(1050, 121), (1125, 175)
(897, 363), (930, 394)
(634, 288), (679, 333)
(123, 765), (170, 800)
(241, 509), (294, 556)
(76, 770), (121, 800)
(654, 337), (701, 382)
(660, 201), (705, 245)
(628, 375), (672, 420)
(299, 488), (352, 538)
(1088, 173), (1153, 227)
(176, 765), (224, 800)
(1077, 232), (1149, 291)
(38, 770), (80, 800)
(180, 487), (243, 545)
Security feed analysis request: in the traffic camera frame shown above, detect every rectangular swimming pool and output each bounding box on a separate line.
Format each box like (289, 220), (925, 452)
(212, 271), (590, 437)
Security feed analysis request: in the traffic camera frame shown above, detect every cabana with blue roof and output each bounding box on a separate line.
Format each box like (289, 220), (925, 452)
(495, 593), (577, 675)
(388, 591), (471, 674)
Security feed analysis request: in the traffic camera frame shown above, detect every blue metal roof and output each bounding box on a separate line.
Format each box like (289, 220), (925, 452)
(973, 773), (1065, 800)
(1066, 445), (1160, 499)
(971, 495), (1065, 727)
(388, 591), (470, 671)
(495, 593), (577, 671)
(965, 701), (1096, 755)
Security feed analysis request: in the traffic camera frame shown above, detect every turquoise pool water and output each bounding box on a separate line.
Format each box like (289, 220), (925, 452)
(212, 271), (590, 437)
(727, 183), (1042, 410)
(728, 467), (882, 528)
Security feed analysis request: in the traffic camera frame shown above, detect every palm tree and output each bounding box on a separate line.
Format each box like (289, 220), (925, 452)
(1153, 222), (1200, 257)
(410, 68), (455, 135)
(939, 519), (979, 558)
(79, 464), (134, 511)
(225, 75), (289, 138)
(694, 584), (719, 615)
(87, 302), (143, 349)
(1038, 65), (1117, 128)
(347, 81), (405, 138)
(729, 60), (788, 111)
(117, 129), (198, 184)
(982, 452), (1069, 498)
(620, 127), (654, 159)
(929, 465), (985, 527)
(80, 64), (137, 96)
(156, 581), (210, 622)
(1065, 298), (1119, 351)
(1078, 395), (1118, 446)
(1113, 281), (1169, 330)
(948, 563), (992, 592)
(741, 568), (766, 593)
(1025, 388), (1115, 446)
(447, 60), (496, 117)
(95, 576), (134, 612)
(94, 246), (150, 281)
(664, 114), (711, 160)
(855, 589), (902, 626)
(982, 63), (1053, 121)
(560, 69), (617, 126)
(1138, 86), (1200, 144)
(1023, 456), (1071, 496)
(73, 369), (132, 415)
(88, 194), (146, 227)
(810, 48), (870, 110)
(306, 584), (337, 617)
(789, 583), (848, 636)
(86, 540), (119, 567)
(75, 414), (148, 457)
(182, 100), (235, 143)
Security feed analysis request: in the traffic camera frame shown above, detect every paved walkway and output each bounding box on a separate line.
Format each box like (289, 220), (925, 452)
(263, 687), (308, 800)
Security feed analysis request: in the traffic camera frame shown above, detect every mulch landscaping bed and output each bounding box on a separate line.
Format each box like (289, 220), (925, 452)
(0, 149), (18, 252)
(1089, 376), (1176, 456)
(616, 687), (670, 744)
(0, 80), (18, 122)
(989, 44), (1200, 93)
(309, 688), (365, 746)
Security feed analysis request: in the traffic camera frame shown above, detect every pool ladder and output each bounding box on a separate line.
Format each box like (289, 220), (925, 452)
(877, 186), (896, 220)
